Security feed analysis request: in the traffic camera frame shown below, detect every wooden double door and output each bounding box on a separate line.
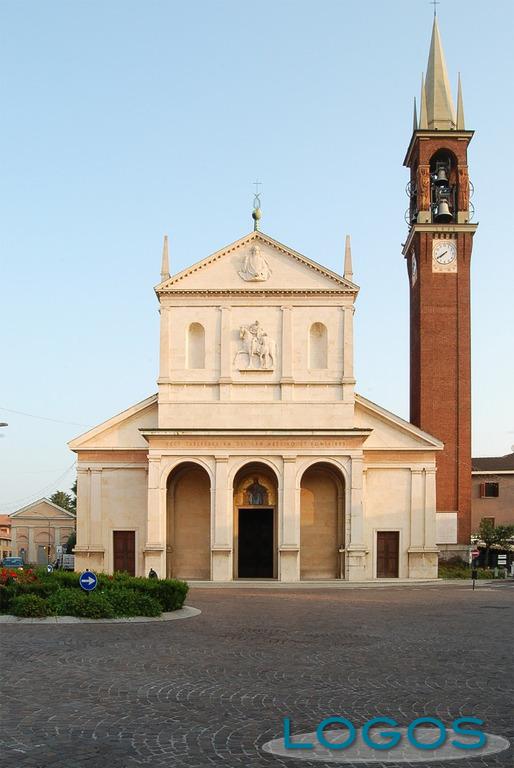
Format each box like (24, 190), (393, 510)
(376, 531), (399, 578)
(113, 530), (135, 576)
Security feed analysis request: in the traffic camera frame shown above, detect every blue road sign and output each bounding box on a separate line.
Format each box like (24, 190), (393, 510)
(47, 564), (54, 573)
(79, 570), (98, 591)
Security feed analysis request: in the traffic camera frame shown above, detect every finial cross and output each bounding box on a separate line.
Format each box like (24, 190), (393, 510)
(430, 0), (440, 16)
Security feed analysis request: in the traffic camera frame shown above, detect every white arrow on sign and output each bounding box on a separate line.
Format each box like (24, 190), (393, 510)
(82, 576), (95, 585)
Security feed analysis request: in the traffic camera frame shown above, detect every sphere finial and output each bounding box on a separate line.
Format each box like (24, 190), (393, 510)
(252, 180), (262, 231)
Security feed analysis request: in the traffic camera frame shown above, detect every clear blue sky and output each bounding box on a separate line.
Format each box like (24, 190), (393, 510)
(1, 0), (513, 511)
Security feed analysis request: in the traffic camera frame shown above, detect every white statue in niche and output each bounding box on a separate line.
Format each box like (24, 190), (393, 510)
(238, 244), (272, 282)
(233, 320), (277, 370)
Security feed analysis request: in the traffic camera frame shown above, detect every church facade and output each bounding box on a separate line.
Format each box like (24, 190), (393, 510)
(69, 230), (441, 582)
(69, 18), (474, 581)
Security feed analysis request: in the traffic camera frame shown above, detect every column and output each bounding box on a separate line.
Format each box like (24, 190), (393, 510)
(409, 470), (425, 549)
(28, 527), (34, 564)
(219, 306), (232, 400)
(408, 468), (426, 578)
(279, 456), (299, 581)
(342, 306), (356, 403)
(212, 456), (232, 580)
(424, 468), (437, 548)
(144, 457), (166, 578)
(347, 456), (368, 580)
(158, 306), (171, 381)
(280, 306), (293, 400)
(88, 469), (105, 572)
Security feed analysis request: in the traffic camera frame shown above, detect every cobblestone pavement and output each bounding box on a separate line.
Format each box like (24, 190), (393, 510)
(1, 583), (512, 768)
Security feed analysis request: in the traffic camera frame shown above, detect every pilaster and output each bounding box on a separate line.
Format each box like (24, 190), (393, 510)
(279, 455), (299, 581)
(219, 306), (232, 400)
(212, 456), (232, 580)
(144, 457), (166, 578)
(280, 306), (293, 401)
(347, 456), (368, 580)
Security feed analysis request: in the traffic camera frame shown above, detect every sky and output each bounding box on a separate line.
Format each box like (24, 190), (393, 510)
(1, 0), (513, 512)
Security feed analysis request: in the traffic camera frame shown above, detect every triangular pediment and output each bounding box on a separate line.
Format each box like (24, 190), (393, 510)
(356, 394), (443, 451)
(156, 231), (358, 294)
(68, 395), (158, 451)
(10, 498), (76, 520)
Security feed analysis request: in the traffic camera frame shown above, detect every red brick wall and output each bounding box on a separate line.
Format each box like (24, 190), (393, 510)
(407, 134), (474, 545)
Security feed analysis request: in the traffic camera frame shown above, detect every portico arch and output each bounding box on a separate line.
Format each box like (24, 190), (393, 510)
(166, 462), (211, 580)
(233, 462), (278, 579)
(299, 462), (345, 580)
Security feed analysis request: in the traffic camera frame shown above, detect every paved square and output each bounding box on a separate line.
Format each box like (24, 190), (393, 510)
(1, 583), (512, 768)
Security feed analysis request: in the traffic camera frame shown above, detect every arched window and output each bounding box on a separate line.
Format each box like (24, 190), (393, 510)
(187, 323), (205, 369)
(309, 322), (328, 369)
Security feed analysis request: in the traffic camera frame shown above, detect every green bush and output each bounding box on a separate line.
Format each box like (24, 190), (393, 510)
(48, 588), (115, 619)
(11, 594), (49, 618)
(107, 588), (161, 617)
(438, 563), (503, 580)
(0, 569), (187, 618)
(153, 579), (188, 611)
(78, 592), (116, 619)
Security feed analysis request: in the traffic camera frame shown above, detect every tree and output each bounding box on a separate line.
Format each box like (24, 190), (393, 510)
(65, 530), (76, 554)
(49, 478), (77, 514)
(69, 479), (77, 514)
(50, 490), (74, 512)
(478, 518), (514, 566)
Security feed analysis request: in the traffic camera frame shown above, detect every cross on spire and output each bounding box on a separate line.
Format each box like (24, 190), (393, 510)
(430, 0), (440, 17)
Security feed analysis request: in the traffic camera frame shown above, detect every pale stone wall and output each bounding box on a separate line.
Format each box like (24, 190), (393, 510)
(362, 458), (438, 579)
(74, 464), (147, 575)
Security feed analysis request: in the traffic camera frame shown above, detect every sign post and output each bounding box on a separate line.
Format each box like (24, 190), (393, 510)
(470, 550), (480, 590)
(79, 570), (98, 592)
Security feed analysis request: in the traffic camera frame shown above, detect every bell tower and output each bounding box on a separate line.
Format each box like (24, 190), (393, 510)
(403, 17), (478, 556)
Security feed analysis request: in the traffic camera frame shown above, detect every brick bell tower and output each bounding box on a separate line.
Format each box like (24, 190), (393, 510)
(403, 17), (477, 558)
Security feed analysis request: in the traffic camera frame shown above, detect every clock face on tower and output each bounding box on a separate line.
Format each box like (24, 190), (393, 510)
(432, 239), (458, 273)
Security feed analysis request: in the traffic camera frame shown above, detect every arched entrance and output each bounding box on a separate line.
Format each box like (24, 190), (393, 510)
(300, 462), (345, 580)
(233, 463), (278, 579)
(166, 462), (211, 580)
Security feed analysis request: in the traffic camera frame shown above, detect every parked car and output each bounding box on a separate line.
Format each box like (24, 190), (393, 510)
(1, 556), (25, 570)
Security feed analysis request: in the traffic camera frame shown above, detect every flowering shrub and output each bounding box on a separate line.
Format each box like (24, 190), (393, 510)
(0, 567), (37, 586)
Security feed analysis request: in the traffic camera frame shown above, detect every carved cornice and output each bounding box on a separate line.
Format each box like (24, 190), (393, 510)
(158, 288), (357, 297)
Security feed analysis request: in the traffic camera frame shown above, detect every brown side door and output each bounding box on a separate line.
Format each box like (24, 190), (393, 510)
(113, 531), (136, 576)
(376, 531), (399, 578)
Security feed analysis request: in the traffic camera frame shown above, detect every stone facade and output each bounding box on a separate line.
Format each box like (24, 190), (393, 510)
(9, 499), (76, 564)
(69, 231), (441, 581)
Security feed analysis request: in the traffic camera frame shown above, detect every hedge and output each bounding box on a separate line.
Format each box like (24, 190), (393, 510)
(0, 568), (188, 618)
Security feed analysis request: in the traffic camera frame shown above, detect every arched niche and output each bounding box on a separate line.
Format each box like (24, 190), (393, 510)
(300, 462), (345, 579)
(309, 322), (328, 369)
(166, 462), (211, 579)
(187, 322), (205, 369)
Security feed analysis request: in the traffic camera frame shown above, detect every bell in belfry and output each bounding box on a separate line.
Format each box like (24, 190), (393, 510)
(434, 166), (449, 186)
(434, 199), (452, 222)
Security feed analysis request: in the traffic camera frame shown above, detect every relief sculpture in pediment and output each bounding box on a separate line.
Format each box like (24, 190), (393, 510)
(238, 244), (272, 282)
(234, 320), (277, 370)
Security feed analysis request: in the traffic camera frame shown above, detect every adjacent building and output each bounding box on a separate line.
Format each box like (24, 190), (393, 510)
(471, 453), (514, 533)
(0, 515), (12, 561)
(9, 499), (76, 565)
